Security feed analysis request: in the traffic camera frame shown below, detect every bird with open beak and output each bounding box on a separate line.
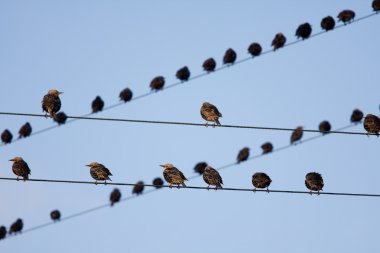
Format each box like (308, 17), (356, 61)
(86, 162), (112, 185)
(9, 156), (31, 181)
(160, 164), (187, 188)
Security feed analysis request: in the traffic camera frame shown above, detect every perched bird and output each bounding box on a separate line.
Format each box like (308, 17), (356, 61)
(119, 87), (133, 102)
(321, 16), (336, 31)
(373, 0), (380, 12)
(223, 48), (237, 65)
(50, 210), (61, 222)
(85, 162), (112, 184)
(271, 33), (286, 51)
(236, 147), (250, 164)
(203, 166), (223, 189)
(200, 102), (223, 127)
(91, 96), (104, 113)
(54, 112), (68, 125)
(337, 10), (355, 24)
(295, 23), (312, 39)
(9, 219), (23, 235)
(133, 181), (145, 195)
(160, 164), (187, 188)
(0, 226), (6, 240)
(152, 177), (164, 189)
(42, 89), (63, 119)
(290, 126), (304, 144)
(319, 121), (332, 134)
(110, 188), (121, 206)
(363, 114), (380, 136)
(1, 129), (13, 144)
(261, 142), (273, 154)
(252, 173), (272, 192)
(305, 172), (324, 194)
(150, 76), (165, 91)
(18, 122), (32, 139)
(248, 42), (262, 56)
(351, 108), (364, 123)
(176, 66), (190, 82)
(9, 157), (31, 181)
(202, 58), (217, 72)
(193, 162), (208, 175)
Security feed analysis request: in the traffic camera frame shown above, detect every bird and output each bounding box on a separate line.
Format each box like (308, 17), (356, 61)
(252, 173), (272, 192)
(42, 89), (63, 119)
(0, 226), (6, 240)
(236, 147), (250, 163)
(152, 177), (164, 189)
(18, 122), (32, 139)
(150, 76), (165, 91)
(363, 114), (380, 136)
(223, 48), (237, 65)
(160, 164), (187, 188)
(9, 219), (23, 235)
(318, 121), (332, 134)
(1, 129), (13, 144)
(295, 23), (312, 39)
(290, 126), (304, 144)
(203, 166), (223, 190)
(337, 10), (355, 24)
(85, 162), (112, 184)
(271, 33), (286, 51)
(91, 96), (104, 113)
(202, 58), (217, 72)
(248, 42), (262, 56)
(9, 157), (31, 181)
(110, 188), (121, 206)
(200, 102), (223, 127)
(261, 142), (273, 154)
(193, 162), (208, 175)
(50, 210), (61, 222)
(54, 112), (68, 125)
(305, 172), (324, 195)
(321, 16), (336, 31)
(351, 108), (364, 123)
(132, 181), (145, 195)
(373, 0), (380, 12)
(176, 66), (190, 82)
(119, 87), (133, 102)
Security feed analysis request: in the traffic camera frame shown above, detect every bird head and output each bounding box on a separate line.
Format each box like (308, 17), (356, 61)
(202, 102), (211, 106)
(297, 126), (304, 130)
(160, 163), (174, 169)
(48, 89), (64, 96)
(9, 156), (23, 162)
(86, 162), (99, 168)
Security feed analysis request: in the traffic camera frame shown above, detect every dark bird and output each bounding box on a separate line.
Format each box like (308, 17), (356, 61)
(337, 10), (355, 24)
(363, 114), (380, 136)
(200, 102), (223, 127)
(1, 129), (13, 144)
(373, 0), (380, 12)
(9, 219), (23, 235)
(261, 142), (273, 154)
(42, 89), (63, 119)
(85, 162), (112, 184)
(290, 126), (304, 144)
(202, 58), (217, 72)
(110, 188), (121, 206)
(319, 121), (332, 134)
(351, 108), (364, 123)
(176, 66), (190, 82)
(50, 210), (61, 222)
(133, 181), (145, 195)
(252, 172), (272, 192)
(271, 33), (286, 51)
(295, 23), (312, 39)
(248, 42), (262, 57)
(236, 147), (250, 163)
(305, 172), (324, 194)
(91, 96), (104, 113)
(203, 166), (223, 190)
(160, 163), (187, 188)
(9, 156), (31, 181)
(119, 87), (133, 102)
(18, 122), (32, 139)
(321, 16), (336, 31)
(54, 112), (68, 125)
(223, 48), (237, 65)
(0, 226), (6, 240)
(152, 177), (164, 189)
(150, 76), (165, 91)
(194, 162), (208, 175)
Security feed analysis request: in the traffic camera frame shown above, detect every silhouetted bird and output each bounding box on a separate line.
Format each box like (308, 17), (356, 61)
(261, 142), (273, 154)
(91, 96), (104, 113)
(1, 129), (13, 144)
(295, 23), (312, 39)
(252, 173), (272, 192)
(86, 162), (112, 184)
(54, 112), (68, 125)
(176, 66), (190, 82)
(42, 89), (63, 119)
(152, 177), (164, 189)
(9, 157), (31, 181)
(194, 162), (208, 175)
(150, 76), (165, 91)
(203, 166), (223, 189)
(9, 219), (23, 235)
(351, 108), (364, 123)
(119, 87), (133, 102)
(0, 226), (6, 240)
(271, 33), (286, 51)
(321, 16), (336, 31)
(202, 58), (216, 72)
(200, 102), (222, 127)
(305, 172), (324, 194)
(18, 122), (32, 139)
(319, 121), (332, 134)
(236, 147), (250, 163)
(373, 0), (380, 12)
(50, 210), (61, 222)
(133, 181), (145, 195)
(110, 188), (121, 206)
(290, 126), (304, 144)
(248, 42), (262, 56)
(160, 164), (187, 188)
(338, 10), (355, 24)
(223, 48), (237, 65)
(363, 114), (380, 136)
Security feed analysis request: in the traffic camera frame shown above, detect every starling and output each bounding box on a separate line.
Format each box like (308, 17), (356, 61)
(133, 181), (145, 195)
(248, 42), (262, 57)
(319, 121), (332, 134)
(261, 142), (273, 154)
(91, 96), (104, 113)
(290, 126), (304, 144)
(236, 147), (250, 164)
(152, 177), (164, 189)
(194, 162), (208, 175)
(119, 87), (133, 102)
(321, 16), (336, 31)
(363, 114), (380, 136)
(305, 172), (324, 194)
(9, 157), (31, 181)
(85, 162), (112, 184)
(42, 89), (63, 119)
(176, 66), (190, 82)
(160, 163), (187, 188)
(150, 76), (165, 91)
(252, 172), (272, 192)
(203, 166), (223, 189)
(0, 226), (6, 240)
(18, 122), (32, 139)
(9, 219), (23, 235)
(271, 33), (286, 51)
(295, 23), (312, 39)
(200, 102), (223, 127)
(373, 0), (380, 12)
(54, 112), (68, 125)
(351, 108), (364, 123)
(1, 129), (13, 144)
(202, 58), (217, 72)
(50, 210), (61, 222)
(223, 48), (237, 65)
(110, 188), (121, 206)
(337, 10), (355, 24)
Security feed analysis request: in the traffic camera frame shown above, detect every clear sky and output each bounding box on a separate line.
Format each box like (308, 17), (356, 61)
(1, 0), (379, 252)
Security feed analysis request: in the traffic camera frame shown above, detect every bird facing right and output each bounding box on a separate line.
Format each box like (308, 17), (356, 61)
(42, 89), (63, 119)
(9, 219), (23, 235)
(290, 126), (304, 144)
(337, 10), (355, 24)
(203, 166), (223, 190)
(305, 172), (324, 195)
(200, 102), (223, 127)
(236, 147), (250, 163)
(252, 172), (272, 192)
(9, 156), (31, 181)
(363, 114), (380, 136)
(85, 162), (113, 184)
(160, 164), (187, 188)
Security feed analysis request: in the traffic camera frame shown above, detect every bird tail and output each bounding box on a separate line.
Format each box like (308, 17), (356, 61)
(217, 184), (223, 189)
(215, 118), (221, 125)
(182, 182), (187, 187)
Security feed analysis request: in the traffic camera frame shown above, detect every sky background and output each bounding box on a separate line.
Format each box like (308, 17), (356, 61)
(1, 0), (379, 252)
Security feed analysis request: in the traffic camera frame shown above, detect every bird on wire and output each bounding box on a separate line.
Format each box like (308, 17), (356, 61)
(176, 66), (190, 82)
(85, 162), (113, 185)
(152, 177), (164, 189)
(150, 76), (165, 91)
(337, 10), (355, 24)
(363, 114), (380, 136)
(261, 142), (273, 154)
(50, 210), (61, 222)
(200, 102), (223, 127)
(290, 126), (304, 144)
(110, 188), (121, 206)
(305, 172), (324, 195)
(318, 121), (332, 134)
(351, 108), (364, 123)
(18, 122), (32, 139)
(271, 33), (286, 51)
(193, 162), (208, 175)
(295, 23), (312, 39)
(119, 87), (133, 102)
(252, 173), (272, 192)
(0, 226), (6, 240)
(236, 147), (250, 164)
(132, 181), (145, 195)
(1, 129), (13, 144)
(160, 163), (187, 188)
(223, 48), (237, 65)
(321, 16), (335, 31)
(9, 219), (23, 235)
(203, 165), (223, 190)
(42, 89), (63, 120)
(373, 0), (380, 12)
(91, 96), (104, 113)
(202, 58), (217, 72)
(54, 112), (68, 125)
(9, 156), (31, 181)
(248, 42), (262, 57)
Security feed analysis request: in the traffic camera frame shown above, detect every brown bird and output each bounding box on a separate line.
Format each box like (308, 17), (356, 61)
(54, 112), (68, 125)
(42, 89), (63, 119)
(1, 129), (13, 144)
(133, 181), (145, 195)
(119, 87), (133, 102)
(9, 157), (31, 181)
(160, 163), (187, 188)
(150, 76), (165, 91)
(152, 177), (164, 189)
(373, 0), (380, 12)
(9, 219), (23, 235)
(252, 172), (272, 192)
(200, 102), (223, 127)
(202, 58), (217, 72)
(271, 33), (286, 51)
(290, 126), (304, 144)
(261, 142), (273, 154)
(110, 188), (121, 206)
(176, 66), (190, 82)
(338, 10), (355, 24)
(305, 172), (324, 194)
(18, 122), (32, 139)
(248, 42), (262, 57)
(319, 121), (332, 134)
(194, 162), (208, 175)
(351, 108), (364, 123)
(236, 147), (250, 164)
(363, 114), (380, 136)
(321, 16), (336, 31)
(91, 96), (104, 113)
(85, 162), (112, 184)
(223, 48), (237, 65)
(203, 166), (223, 190)
(0, 226), (6, 240)
(295, 23), (312, 39)
(50, 210), (61, 222)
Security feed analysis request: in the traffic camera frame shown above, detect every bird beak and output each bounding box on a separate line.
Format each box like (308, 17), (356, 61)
(9, 159), (14, 162)
(159, 165), (165, 168)
(85, 164), (91, 167)
(59, 92), (64, 94)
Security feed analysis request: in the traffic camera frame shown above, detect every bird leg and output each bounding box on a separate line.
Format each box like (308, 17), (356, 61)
(317, 190), (320, 196)
(104, 181), (107, 185)
(207, 185), (210, 191)
(212, 123), (216, 128)
(95, 180), (98, 185)
(214, 186), (218, 191)
(16, 176), (19, 181)
(177, 184), (180, 189)
(205, 122), (209, 128)
(266, 187), (270, 193)
(309, 191), (313, 196)
(169, 184), (172, 188)
(253, 188), (257, 193)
